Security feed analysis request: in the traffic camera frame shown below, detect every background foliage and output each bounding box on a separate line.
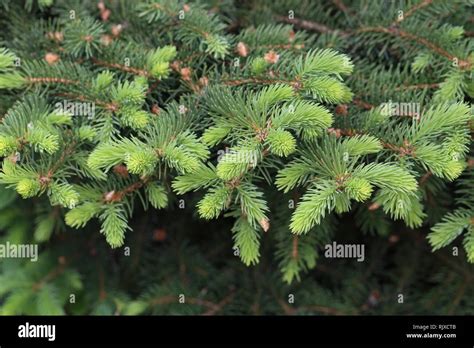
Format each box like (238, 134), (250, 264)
(0, 0), (473, 315)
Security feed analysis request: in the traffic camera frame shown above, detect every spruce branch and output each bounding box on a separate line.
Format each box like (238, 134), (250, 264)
(356, 26), (472, 69)
(27, 77), (80, 85)
(275, 15), (339, 35)
(91, 58), (151, 77)
(102, 178), (149, 203)
(392, 0), (434, 26)
(331, 0), (350, 14)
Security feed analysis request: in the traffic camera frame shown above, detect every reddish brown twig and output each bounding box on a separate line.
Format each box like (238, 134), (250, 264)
(380, 139), (415, 156)
(53, 92), (118, 112)
(43, 137), (78, 181)
(28, 77), (79, 85)
(203, 290), (236, 315)
(353, 98), (374, 110)
(222, 77), (300, 88)
(275, 15), (339, 35)
(419, 171), (432, 186)
(149, 295), (222, 312)
(254, 43), (305, 50)
(393, 82), (440, 91)
(91, 58), (150, 77)
(103, 179), (149, 203)
(357, 26), (471, 69)
(332, 0), (349, 13)
(31, 253), (80, 292)
(292, 235), (299, 259)
(392, 0), (433, 26)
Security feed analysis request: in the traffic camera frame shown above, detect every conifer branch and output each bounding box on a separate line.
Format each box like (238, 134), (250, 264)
(380, 140), (415, 157)
(222, 77), (300, 87)
(392, 0), (433, 25)
(274, 8), (471, 69)
(91, 58), (151, 77)
(203, 290), (236, 315)
(103, 178), (150, 203)
(393, 82), (440, 91)
(331, 0), (349, 14)
(275, 15), (337, 35)
(356, 27), (471, 69)
(419, 171), (433, 185)
(27, 77), (80, 85)
(31, 254), (77, 292)
(148, 295), (224, 312)
(352, 98), (374, 110)
(46, 137), (79, 178)
(53, 92), (118, 112)
(0, 0), (472, 313)
(254, 43), (305, 50)
(292, 235), (299, 259)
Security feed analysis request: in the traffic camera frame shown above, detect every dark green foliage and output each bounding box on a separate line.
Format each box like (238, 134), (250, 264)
(0, 0), (472, 315)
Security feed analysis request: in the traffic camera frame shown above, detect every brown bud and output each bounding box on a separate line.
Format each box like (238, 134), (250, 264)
(388, 234), (400, 244)
(83, 35), (94, 43)
(39, 176), (51, 186)
(264, 50), (279, 64)
(151, 104), (161, 115)
(183, 4), (191, 12)
(198, 76), (209, 87)
(46, 31), (64, 42)
(236, 42), (249, 57)
(292, 80), (303, 91)
(327, 128), (341, 138)
(111, 24), (123, 37)
(55, 32), (64, 42)
(45, 52), (60, 65)
(104, 190), (116, 202)
(368, 202), (381, 211)
(58, 256), (67, 265)
(113, 164), (129, 178)
(97, 1), (106, 11)
(335, 104), (348, 116)
(259, 218), (270, 232)
(101, 8), (111, 21)
(180, 67), (192, 81)
(152, 228), (167, 241)
(170, 60), (180, 72)
(467, 157), (474, 168)
(100, 34), (113, 46)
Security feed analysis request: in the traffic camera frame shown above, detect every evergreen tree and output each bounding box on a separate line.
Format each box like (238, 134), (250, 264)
(0, 0), (472, 315)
